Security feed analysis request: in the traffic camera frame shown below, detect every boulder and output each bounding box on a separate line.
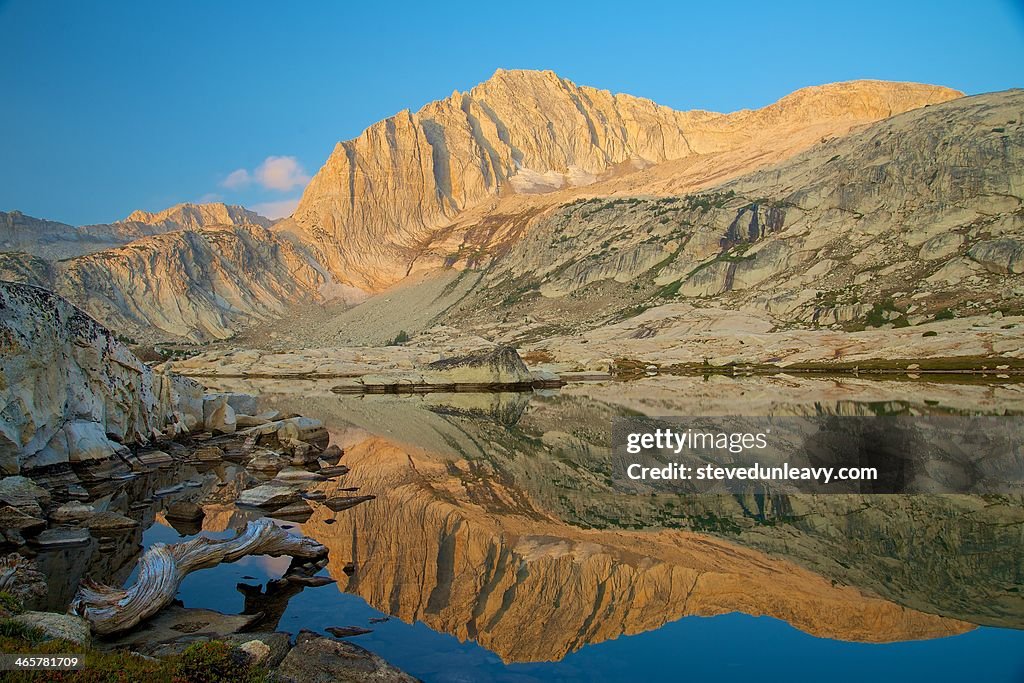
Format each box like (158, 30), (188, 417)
(244, 417), (329, 450)
(287, 440), (321, 466)
(277, 632), (419, 683)
(237, 484), (301, 508)
(105, 605), (264, 655)
(248, 450), (290, 473)
(84, 511), (138, 532)
(324, 495), (375, 513)
(320, 444), (343, 462)
(0, 505), (46, 536)
(2, 529), (26, 546)
(26, 420), (123, 468)
(529, 368), (562, 385)
(0, 476), (51, 517)
(29, 526), (91, 548)
(206, 401), (237, 436)
(222, 632), (292, 668)
(152, 365), (204, 434)
(10, 611), (91, 646)
(193, 446), (225, 462)
(317, 465), (349, 478)
(354, 346), (534, 391)
(286, 574), (334, 587)
(202, 395), (226, 424)
(206, 392), (259, 417)
(134, 449), (174, 467)
(50, 501), (95, 524)
(273, 501), (313, 521)
(236, 639), (270, 666)
(919, 232), (963, 261)
(325, 626), (372, 638)
(967, 238), (1024, 274)
(165, 501), (204, 522)
(235, 414), (269, 428)
(275, 467), (327, 483)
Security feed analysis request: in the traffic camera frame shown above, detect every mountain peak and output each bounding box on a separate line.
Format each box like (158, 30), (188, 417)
(123, 202), (271, 229)
(287, 72), (961, 292)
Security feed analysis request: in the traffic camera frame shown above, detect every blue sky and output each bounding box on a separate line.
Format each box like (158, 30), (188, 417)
(1, 0), (1021, 225)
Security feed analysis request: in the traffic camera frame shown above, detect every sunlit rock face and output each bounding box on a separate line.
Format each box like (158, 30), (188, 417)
(229, 86), (1022, 355)
(0, 282), (203, 473)
(0, 202), (316, 342)
(297, 435), (971, 663)
(54, 224), (326, 341)
(435, 89), (1024, 349)
(284, 70), (959, 293)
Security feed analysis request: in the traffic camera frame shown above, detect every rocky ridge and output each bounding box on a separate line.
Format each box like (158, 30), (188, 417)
(230, 86), (1023, 361)
(0, 202), (270, 261)
(432, 89), (1024, 343)
(0, 74), (975, 346)
(119, 202), (271, 232)
(280, 71), (960, 293)
(228, 88), (1021, 364)
(2, 224), (326, 341)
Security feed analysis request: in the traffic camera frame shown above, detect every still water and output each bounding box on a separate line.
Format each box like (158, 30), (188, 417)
(152, 375), (1024, 682)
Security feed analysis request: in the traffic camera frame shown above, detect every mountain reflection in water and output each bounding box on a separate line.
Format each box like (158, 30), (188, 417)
(180, 374), (1024, 678)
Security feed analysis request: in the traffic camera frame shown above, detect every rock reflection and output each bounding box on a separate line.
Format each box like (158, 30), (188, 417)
(232, 375), (1024, 662)
(295, 436), (975, 662)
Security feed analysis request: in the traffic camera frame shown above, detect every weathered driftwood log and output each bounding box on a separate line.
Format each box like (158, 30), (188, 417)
(70, 519), (326, 635)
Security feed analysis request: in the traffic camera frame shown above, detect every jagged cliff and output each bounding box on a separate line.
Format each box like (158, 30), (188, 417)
(224, 87), (1023, 354)
(0, 282), (203, 473)
(281, 71), (960, 292)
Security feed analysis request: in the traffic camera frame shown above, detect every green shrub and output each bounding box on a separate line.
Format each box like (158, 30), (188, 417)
(387, 330), (410, 346)
(922, 330), (939, 337)
(0, 591), (24, 616)
(175, 641), (265, 683)
(0, 619), (44, 642)
(864, 303), (888, 328)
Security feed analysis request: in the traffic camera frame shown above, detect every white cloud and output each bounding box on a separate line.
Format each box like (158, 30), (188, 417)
(220, 156), (310, 193)
(198, 192), (223, 203)
(254, 156), (310, 191)
(251, 197), (300, 220)
(221, 168), (251, 189)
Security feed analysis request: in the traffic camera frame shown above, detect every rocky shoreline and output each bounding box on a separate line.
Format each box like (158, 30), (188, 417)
(0, 403), (419, 680)
(0, 282), (420, 681)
